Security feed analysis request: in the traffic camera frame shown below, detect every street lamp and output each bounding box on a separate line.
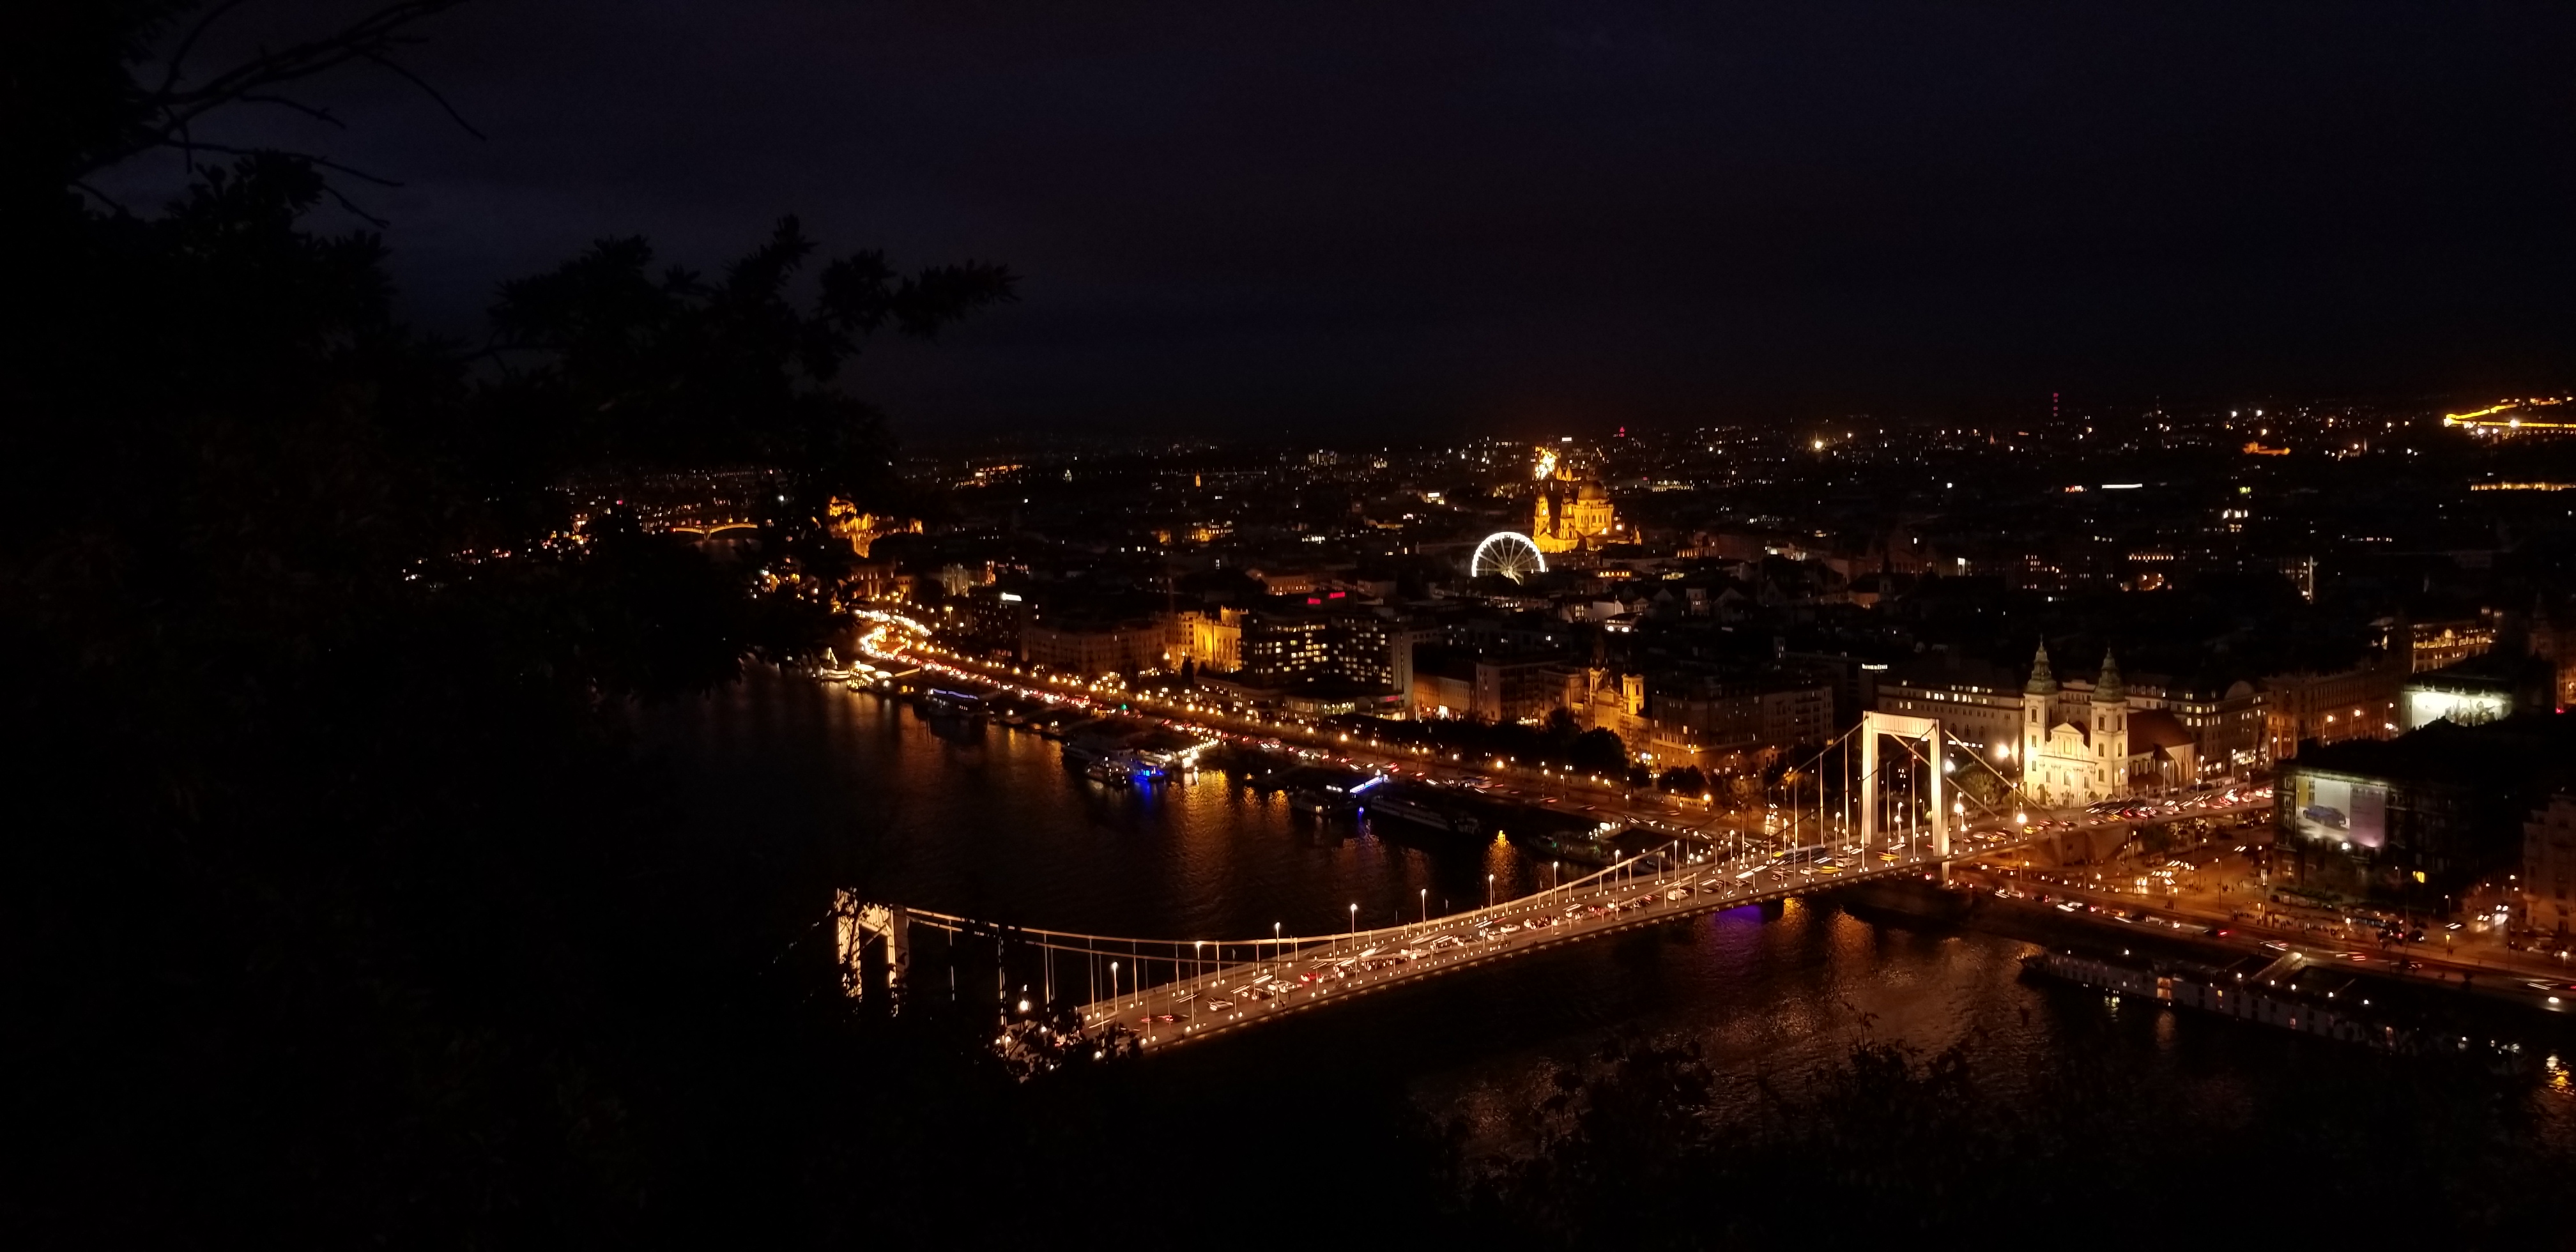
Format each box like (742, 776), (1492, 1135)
(1420, 887), (1429, 925)
(1488, 873), (1496, 909)
(1349, 903), (1358, 951)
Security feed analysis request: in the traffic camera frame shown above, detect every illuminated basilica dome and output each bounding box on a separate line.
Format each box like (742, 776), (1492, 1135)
(1531, 445), (1619, 554)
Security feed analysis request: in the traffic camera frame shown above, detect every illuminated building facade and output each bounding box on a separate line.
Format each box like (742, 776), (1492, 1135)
(2020, 644), (2131, 807)
(1531, 445), (1620, 554)
(1022, 620), (1162, 675)
(2398, 652), (2559, 731)
(1235, 604), (1432, 712)
(1881, 654), (2263, 782)
(825, 498), (922, 558)
(1874, 661), (2023, 760)
(1472, 653), (1566, 723)
(2535, 602), (2576, 708)
(1167, 607), (1243, 672)
(2266, 660), (2407, 760)
(950, 585), (1031, 660)
(1646, 677), (1833, 767)
(2526, 795), (2576, 938)
(2405, 618), (2494, 672)
(1241, 609), (1330, 685)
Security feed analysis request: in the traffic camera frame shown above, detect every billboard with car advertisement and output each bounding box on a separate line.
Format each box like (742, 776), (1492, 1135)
(2292, 772), (2386, 849)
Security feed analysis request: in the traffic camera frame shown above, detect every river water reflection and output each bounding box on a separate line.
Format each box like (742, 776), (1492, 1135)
(650, 671), (2575, 1141)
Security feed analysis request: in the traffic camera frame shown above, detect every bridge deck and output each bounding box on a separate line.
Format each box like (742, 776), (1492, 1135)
(901, 791), (2274, 1058)
(1066, 837), (2010, 1051)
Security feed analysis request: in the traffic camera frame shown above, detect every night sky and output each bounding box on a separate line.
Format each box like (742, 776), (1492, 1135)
(119, 1), (2576, 437)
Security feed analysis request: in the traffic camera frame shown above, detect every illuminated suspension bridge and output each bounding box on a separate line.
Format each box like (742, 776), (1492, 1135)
(835, 714), (2116, 1061)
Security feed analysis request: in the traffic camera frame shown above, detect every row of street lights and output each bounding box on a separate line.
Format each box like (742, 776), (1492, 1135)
(1081, 821), (2031, 1045)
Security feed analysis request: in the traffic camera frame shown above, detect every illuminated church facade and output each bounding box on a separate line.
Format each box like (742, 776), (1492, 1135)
(2020, 643), (2133, 807)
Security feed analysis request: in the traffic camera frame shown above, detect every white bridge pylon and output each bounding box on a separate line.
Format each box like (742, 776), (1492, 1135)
(1859, 712), (1946, 859)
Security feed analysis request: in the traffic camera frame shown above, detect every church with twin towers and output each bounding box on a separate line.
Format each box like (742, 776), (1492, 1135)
(2019, 643), (2133, 807)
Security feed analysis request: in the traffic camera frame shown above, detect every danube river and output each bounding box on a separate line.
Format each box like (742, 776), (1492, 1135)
(649, 670), (2576, 1143)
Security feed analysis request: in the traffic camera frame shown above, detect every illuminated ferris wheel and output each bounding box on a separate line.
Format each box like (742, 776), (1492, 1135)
(1470, 531), (1547, 583)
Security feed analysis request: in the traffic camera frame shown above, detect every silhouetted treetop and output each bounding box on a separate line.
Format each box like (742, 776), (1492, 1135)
(473, 216), (1013, 504)
(8, 7), (1028, 1240)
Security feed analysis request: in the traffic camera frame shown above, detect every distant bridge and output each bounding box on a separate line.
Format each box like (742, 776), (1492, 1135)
(666, 521), (761, 537)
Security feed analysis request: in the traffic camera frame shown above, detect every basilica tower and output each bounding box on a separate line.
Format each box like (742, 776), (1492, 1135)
(2090, 650), (2129, 795)
(2021, 641), (2057, 768)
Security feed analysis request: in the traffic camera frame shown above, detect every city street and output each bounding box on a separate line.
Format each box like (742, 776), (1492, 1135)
(1951, 865), (2576, 1016)
(857, 622), (2267, 850)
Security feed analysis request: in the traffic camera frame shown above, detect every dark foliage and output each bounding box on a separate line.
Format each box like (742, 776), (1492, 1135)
(4, 4), (1021, 1242)
(1436, 1025), (2570, 1248)
(470, 221), (1010, 510)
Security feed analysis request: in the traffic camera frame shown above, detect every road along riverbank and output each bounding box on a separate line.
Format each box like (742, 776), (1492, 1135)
(1834, 876), (2576, 1064)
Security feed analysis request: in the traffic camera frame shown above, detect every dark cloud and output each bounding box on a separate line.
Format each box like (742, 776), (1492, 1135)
(110, 0), (2576, 436)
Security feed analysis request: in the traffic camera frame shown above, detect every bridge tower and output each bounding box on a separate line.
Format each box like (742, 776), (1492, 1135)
(834, 891), (912, 1010)
(1858, 712), (1947, 858)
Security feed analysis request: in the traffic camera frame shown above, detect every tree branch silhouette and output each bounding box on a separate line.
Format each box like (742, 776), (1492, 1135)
(167, 137), (401, 186)
(90, 1), (481, 183)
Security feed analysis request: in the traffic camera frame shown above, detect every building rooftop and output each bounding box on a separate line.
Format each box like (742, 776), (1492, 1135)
(2291, 710), (2576, 786)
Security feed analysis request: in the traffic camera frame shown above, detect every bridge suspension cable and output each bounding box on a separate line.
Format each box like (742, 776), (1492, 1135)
(901, 854), (1699, 1019)
(906, 856), (1659, 962)
(1935, 726), (2043, 820)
